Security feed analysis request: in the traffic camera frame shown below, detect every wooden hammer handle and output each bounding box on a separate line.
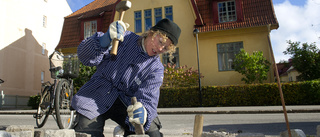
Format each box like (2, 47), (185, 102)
(131, 97), (145, 135)
(110, 10), (125, 56)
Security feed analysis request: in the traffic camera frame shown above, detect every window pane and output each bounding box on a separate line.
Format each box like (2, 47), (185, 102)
(135, 11), (142, 33)
(42, 43), (46, 55)
(84, 20), (97, 39)
(165, 6), (173, 21)
(41, 71), (44, 83)
(145, 9), (152, 31)
(218, 1), (237, 23)
(43, 15), (47, 28)
(154, 8), (162, 24)
(163, 48), (179, 67)
(217, 42), (243, 71)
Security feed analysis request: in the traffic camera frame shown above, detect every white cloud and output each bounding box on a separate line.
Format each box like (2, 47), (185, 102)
(270, 0), (320, 62)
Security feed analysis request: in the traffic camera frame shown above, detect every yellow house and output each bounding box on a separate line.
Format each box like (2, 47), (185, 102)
(56, 0), (279, 86)
(277, 60), (301, 82)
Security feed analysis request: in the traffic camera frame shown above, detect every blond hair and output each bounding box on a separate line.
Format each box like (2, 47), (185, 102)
(139, 30), (177, 63)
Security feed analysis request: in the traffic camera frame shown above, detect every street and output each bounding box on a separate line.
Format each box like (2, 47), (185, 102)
(0, 113), (319, 136)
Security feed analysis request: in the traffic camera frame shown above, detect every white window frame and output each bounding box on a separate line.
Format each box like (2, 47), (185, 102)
(43, 15), (47, 28)
(42, 43), (46, 55)
(217, 42), (243, 71)
(218, 0), (237, 23)
(41, 71), (45, 83)
(84, 20), (97, 39)
(163, 48), (179, 67)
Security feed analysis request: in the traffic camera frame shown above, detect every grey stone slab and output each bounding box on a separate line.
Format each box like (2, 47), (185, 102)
(280, 129), (306, 137)
(45, 129), (76, 137)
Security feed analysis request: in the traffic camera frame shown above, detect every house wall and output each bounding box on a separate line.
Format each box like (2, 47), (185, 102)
(280, 75), (289, 82)
(194, 26), (274, 85)
(288, 70), (300, 82)
(119, 0), (275, 86)
(0, 0), (72, 96)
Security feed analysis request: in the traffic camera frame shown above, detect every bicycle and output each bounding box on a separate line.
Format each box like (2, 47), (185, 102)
(33, 51), (79, 129)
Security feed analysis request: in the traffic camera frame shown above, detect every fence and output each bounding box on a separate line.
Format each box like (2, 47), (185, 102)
(0, 91), (30, 109)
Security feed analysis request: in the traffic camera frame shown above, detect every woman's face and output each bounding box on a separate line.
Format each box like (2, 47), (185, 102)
(144, 33), (172, 56)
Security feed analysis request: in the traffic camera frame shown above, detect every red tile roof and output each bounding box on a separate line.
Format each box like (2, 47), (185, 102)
(56, 0), (118, 50)
(194, 0), (279, 32)
(56, 0), (279, 50)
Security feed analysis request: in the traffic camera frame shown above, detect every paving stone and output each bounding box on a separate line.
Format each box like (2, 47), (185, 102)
(280, 129), (306, 137)
(237, 133), (265, 137)
(34, 129), (45, 137)
(0, 131), (12, 137)
(45, 129), (76, 137)
(5, 125), (34, 137)
(8, 131), (32, 137)
(202, 131), (236, 137)
(127, 135), (149, 137)
(76, 132), (92, 137)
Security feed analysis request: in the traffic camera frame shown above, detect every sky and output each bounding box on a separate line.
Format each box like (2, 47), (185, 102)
(66, 0), (320, 63)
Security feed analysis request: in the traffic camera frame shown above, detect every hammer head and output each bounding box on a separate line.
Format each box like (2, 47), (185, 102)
(116, 0), (132, 11)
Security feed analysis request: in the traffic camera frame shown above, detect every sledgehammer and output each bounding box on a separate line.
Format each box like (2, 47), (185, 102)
(128, 97), (149, 137)
(110, 0), (132, 56)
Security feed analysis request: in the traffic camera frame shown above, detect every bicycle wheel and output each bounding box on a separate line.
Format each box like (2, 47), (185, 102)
(35, 86), (52, 128)
(55, 79), (75, 129)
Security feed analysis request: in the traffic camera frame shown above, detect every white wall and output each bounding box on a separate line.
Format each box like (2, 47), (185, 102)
(0, 0), (72, 97)
(0, 0), (72, 55)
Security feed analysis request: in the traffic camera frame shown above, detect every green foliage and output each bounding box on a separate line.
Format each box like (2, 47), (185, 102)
(73, 63), (97, 92)
(27, 95), (41, 109)
(162, 64), (203, 88)
(158, 80), (320, 107)
(233, 49), (271, 84)
(283, 40), (320, 81)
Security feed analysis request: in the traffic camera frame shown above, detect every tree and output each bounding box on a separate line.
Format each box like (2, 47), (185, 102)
(233, 49), (271, 84)
(283, 40), (320, 81)
(73, 63), (97, 92)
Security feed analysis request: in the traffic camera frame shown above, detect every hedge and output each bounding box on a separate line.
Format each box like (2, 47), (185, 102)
(158, 80), (320, 108)
(29, 80), (320, 109)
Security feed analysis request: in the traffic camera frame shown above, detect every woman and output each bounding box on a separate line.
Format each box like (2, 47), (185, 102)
(71, 18), (181, 137)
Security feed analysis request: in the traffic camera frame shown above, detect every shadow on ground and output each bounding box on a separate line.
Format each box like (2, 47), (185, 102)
(203, 122), (320, 135)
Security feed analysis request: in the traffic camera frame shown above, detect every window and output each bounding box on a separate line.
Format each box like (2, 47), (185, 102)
(43, 15), (47, 28)
(42, 43), (46, 55)
(134, 11), (142, 33)
(144, 9), (152, 31)
(165, 6), (173, 21)
(217, 42), (243, 71)
(84, 20), (97, 39)
(154, 8), (162, 24)
(212, 0), (243, 24)
(163, 48), (179, 67)
(218, 1), (237, 23)
(41, 71), (44, 83)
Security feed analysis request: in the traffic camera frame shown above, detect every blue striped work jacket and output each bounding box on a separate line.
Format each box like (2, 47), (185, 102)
(71, 31), (164, 132)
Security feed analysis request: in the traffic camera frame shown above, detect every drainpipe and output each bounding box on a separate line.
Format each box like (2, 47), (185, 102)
(267, 24), (291, 137)
(193, 28), (202, 107)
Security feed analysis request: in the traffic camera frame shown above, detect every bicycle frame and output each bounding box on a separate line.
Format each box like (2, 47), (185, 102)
(35, 51), (78, 129)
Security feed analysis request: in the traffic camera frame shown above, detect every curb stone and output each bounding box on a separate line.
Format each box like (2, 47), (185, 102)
(0, 125), (91, 137)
